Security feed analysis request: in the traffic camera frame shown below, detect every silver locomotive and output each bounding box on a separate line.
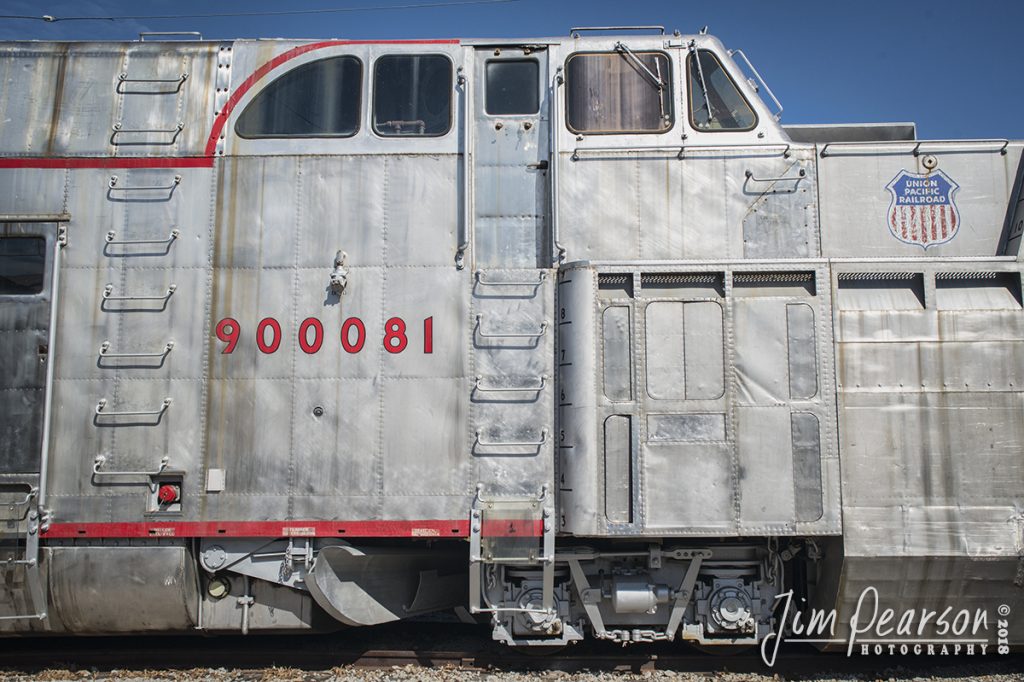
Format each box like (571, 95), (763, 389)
(0, 26), (1022, 653)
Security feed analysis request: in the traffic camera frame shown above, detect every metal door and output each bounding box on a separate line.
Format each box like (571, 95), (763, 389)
(471, 47), (551, 269)
(0, 223), (57, 479)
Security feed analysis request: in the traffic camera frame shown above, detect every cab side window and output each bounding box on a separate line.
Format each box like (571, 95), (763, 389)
(565, 51), (672, 134)
(235, 56), (362, 138)
(688, 50), (757, 131)
(485, 60), (539, 116)
(0, 237), (45, 295)
(373, 54), (453, 137)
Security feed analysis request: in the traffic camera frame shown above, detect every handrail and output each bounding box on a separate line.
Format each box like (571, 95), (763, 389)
(571, 143), (792, 160)
(95, 397), (172, 418)
(474, 315), (548, 339)
(119, 72), (188, 85)
(570, 26), (664, 36)
(106, 229), (180, 246)
(728, 49), (784, 121)
(820, 138), (1010, 158)
(475, 429), (548, 447)
(109, 175), (182, 191)
(2, 487), (37, 510)
(102, 283), (176, 302)
(456, 65), (470, 270)
(744, 168), (805, 183)
(110, 122), (184, 145)
(36, 230), (64, 510)
(475, 270), (547, 287)
(550, 67), (566, 262)
(99, 340), (174, 359)
(475, 375), (548, 393)
(139, 31), (203, 41)
(92, 455), (170, 492)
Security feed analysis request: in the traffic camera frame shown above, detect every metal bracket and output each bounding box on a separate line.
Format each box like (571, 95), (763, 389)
(106, 229), (180, 246)
(567, 558), (607, 636)
(474, 315), (548, 339)
(664, 553), (708, 639)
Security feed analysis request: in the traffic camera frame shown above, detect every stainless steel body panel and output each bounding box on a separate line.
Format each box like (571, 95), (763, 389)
(557, 261), (841, 537)
(0, 31), (1020, 643)
(819, 144), (1024, 258)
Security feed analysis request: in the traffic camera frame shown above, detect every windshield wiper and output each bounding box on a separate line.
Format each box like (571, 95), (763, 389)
(688, 40), (715, 126)
(614, 41), (664, 90)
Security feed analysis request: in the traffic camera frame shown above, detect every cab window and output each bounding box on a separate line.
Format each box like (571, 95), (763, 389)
(0, 237), (45, 295)
(688, 50), (757, 131)
(485, 60), (539, 115)
(565, 51), (672, 134)
(235, 56), (362, 138)
(373, 54), (453, 137)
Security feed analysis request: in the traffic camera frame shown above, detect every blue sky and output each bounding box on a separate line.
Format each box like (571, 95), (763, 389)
(1, 0), (1021, 139)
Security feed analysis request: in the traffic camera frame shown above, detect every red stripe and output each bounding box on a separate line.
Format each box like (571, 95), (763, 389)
(42, 519), (470, 539)
(204, 38), (459, 156)
(930, 204), (937, 242)
(0, 39), (459, 170)
(940, 204), (948, 238)
(0, 156), (213, 169)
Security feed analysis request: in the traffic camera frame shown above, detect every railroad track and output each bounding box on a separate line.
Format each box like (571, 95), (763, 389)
(1, 625), (1022, 677)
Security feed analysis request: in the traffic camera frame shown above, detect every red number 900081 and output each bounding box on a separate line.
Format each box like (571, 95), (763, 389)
(215, 316), (433, 355)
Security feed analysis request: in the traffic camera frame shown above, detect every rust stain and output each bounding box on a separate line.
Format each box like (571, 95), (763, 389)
(44, 45), (70, 157)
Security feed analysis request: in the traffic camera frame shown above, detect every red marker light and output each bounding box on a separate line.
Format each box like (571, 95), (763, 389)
(158, 484), (180, 505)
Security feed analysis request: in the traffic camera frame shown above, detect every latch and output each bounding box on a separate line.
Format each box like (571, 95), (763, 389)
(329, 250), (349, 295)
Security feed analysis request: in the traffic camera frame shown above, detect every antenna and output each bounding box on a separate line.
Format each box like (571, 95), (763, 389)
(699, 25), (709, 35)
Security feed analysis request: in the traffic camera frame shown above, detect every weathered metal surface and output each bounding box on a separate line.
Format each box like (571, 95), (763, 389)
(46, 544), (198, 632)
(0, 30), (1019, 645)
(558, 262), (841, 537)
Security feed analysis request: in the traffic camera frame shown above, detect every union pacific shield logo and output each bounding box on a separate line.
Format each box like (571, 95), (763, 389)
(885, 169), (960, 248)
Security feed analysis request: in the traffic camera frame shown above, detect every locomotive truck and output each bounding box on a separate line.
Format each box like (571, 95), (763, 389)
(1, 26), (1023, 651)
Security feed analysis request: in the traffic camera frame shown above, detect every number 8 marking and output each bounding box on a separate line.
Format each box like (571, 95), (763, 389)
(383, 317), (407, 354)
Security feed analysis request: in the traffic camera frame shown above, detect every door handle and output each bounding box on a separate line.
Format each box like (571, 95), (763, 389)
(526, 160), (549, 170)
